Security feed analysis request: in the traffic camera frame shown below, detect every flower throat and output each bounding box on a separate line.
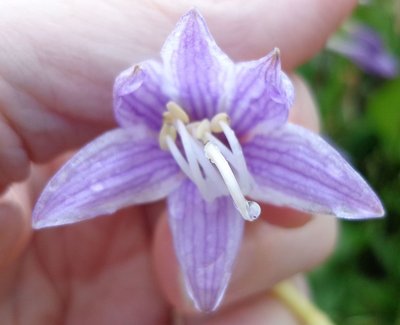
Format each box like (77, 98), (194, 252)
(159, 101), (261, 222)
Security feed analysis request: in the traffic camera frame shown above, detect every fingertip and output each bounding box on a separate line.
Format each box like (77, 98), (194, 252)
(0, 201), (31, 269)
(220, 215), (338, 308)
(260, 204), (312, 228)
(152, 213), (198, 315)
(0, 116), (30, 192)
(155, 0), (356, 69)
(289, 74), (320, 133)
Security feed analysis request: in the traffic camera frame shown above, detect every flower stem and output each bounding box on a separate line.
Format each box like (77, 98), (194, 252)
(272, 281), (335, 325)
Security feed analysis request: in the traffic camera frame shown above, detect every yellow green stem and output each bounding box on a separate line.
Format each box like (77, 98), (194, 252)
(272, 280), (335, 325)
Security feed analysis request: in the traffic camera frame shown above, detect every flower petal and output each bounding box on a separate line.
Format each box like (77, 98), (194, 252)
(161, 9), (233, 120)
(327, 23), (399, 78)
(243, 123), (384, 219)
(228, 49), (294, 135)
(33, 127), (183, 228)
(167, 180), (244, 312)
(113, 60), (168, 130)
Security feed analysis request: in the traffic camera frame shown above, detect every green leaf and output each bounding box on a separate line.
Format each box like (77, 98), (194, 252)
(366, 79), (400, 159)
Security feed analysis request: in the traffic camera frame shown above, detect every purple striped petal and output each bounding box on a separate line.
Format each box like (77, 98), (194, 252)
(33, 127), (183, 228)
(328, 23), (398, 78)
(243, 123), (384, 219)
(113, 60), (168, 131)
(228, 49), (294, 135)
(167, 180), (244, 312)
(161, 9), (233, 121)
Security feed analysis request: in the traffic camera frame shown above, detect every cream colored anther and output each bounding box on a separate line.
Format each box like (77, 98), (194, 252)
(163, 111), (174, 125)
(159, 124), (177, 150)
(166, 101), (190, 124)
(195, 119), (211, 143)
(211, 113), (230, 133)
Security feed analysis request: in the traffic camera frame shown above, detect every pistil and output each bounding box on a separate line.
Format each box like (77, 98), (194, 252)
(204, 142), (261, 221)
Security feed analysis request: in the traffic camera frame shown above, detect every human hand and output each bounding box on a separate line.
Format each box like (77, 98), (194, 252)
(0, 1), (355, 324)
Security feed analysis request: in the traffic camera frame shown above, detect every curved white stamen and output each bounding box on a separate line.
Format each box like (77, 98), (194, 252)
(166, 136), (191, 177)
(160, 105), (258, 214)
(205, 122), (252, 194)
(204, 142), (261, 221)
(189, 138), (226, 199)
(204, 133), (249, 190)
(220, 122), (253, 193)
(159, 124), (177, 150)
(176, 120), (209, 196)
(179, 121), (225, 200)
(205, 133), (236, 166)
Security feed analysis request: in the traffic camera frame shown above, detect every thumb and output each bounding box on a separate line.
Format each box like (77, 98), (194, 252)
(0, 0), (355, 191)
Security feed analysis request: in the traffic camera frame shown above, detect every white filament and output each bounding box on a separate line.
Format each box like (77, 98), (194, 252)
(171, 120), (225, 201)
(166, 136), (191, 177)
(220, 122), (253, 193)
(176, 120), (207, 194)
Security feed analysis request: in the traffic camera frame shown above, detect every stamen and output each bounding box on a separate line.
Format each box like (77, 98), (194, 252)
(165, 136), (191, 177)
(210, 113), (230, 133)
(219, 122), (253, 193)
(166, 101), (190, 124)
(159, 105), (255, 208)
(204, 142), (261, 221)
(195, 119), (211, 143)
(176, 120), (208, 195)
(159, 124), (177, 150)
(163, 111), (174, 125)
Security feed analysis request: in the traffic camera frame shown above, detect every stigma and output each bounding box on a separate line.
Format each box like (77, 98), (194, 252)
(159, 101), (261, 222)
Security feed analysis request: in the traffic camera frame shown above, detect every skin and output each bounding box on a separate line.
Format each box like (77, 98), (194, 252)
(0, 1), (356, 324)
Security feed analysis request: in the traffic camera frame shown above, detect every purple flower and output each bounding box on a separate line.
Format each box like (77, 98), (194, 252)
(32, 10), (384, 312)
(327, 22), (399, 78)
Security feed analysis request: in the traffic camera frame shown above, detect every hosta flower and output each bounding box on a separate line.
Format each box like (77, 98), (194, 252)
(32, 10), (384, 312)
(327, 22), (399, 78)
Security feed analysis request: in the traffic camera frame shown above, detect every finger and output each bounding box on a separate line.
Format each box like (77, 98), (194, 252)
(0, 0), (354, 180)
(165, 0), (357, 68)
(221, 215), (337, 308)
(259, 204), (311, 229)
(0, 162), (60, 269)
(289, 75), (320, 133)
(0, 184), (32, 269)
(0, 115), (30, 190)
(182, 276), (308, 325)
(153, 213), (337, 314)
(183, 295), (299, 325)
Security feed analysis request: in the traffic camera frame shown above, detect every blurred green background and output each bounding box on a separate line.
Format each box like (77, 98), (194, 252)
(300, 1), (400, 324)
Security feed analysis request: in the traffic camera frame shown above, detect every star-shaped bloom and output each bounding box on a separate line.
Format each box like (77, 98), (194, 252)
(32, 10), (384, 312)
(327, 22), (399, 78)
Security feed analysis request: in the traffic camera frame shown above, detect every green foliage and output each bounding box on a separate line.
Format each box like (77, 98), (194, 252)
(367, 79), (400, 160)
(301, 1), (400, 324)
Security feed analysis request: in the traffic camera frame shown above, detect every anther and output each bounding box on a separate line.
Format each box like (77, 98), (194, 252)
(210, 113), (230, 133)
(163, 111), (174, 125)
(159, 124), (177, 150)
(166, 101), (190, 124)
(195, 119), (211, 143)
